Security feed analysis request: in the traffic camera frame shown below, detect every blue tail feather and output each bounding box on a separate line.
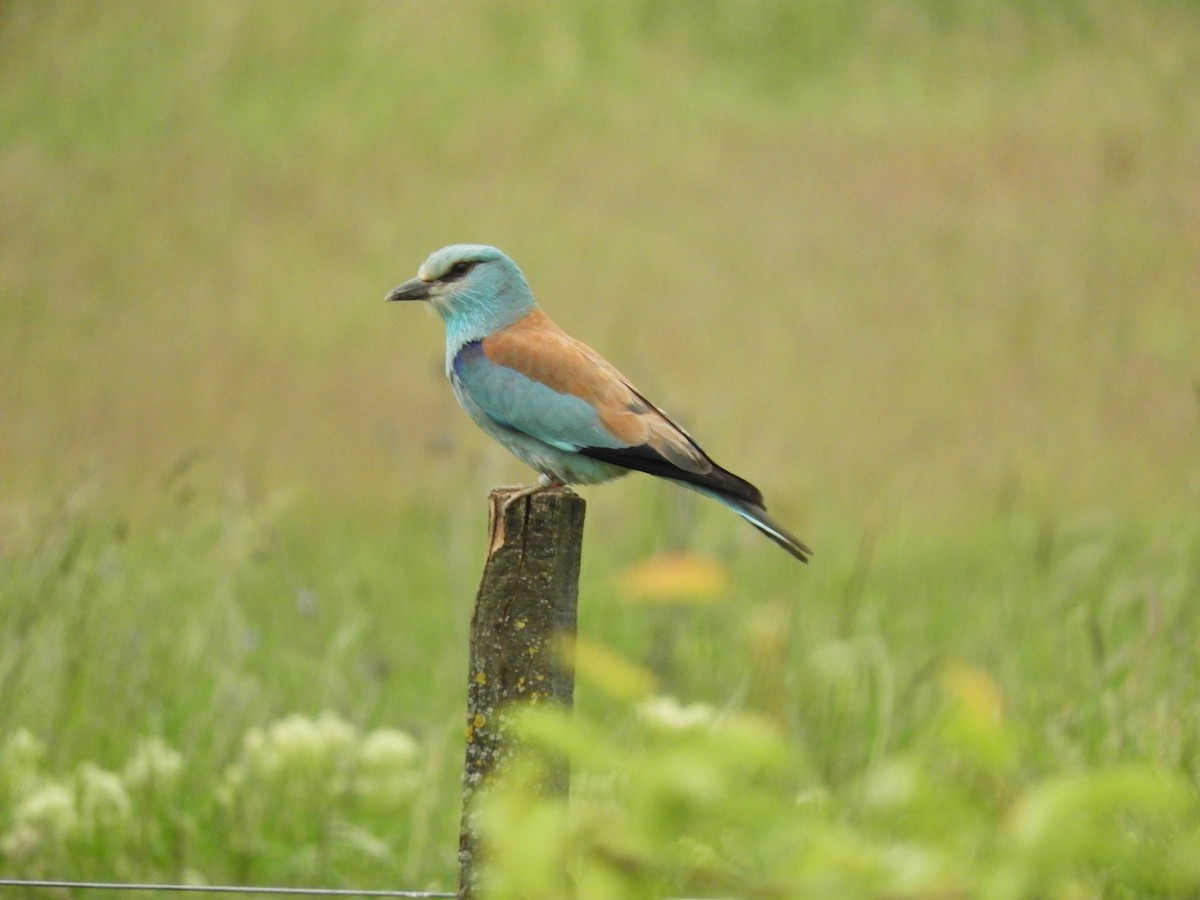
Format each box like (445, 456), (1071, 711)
(686, 485), (812, 563)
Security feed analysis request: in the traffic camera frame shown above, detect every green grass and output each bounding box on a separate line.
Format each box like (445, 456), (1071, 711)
(2, 484), (1196, 893)
(2, 0), (1199, 895)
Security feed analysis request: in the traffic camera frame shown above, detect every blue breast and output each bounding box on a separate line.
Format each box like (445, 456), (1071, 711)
(452, 339), (485, 380)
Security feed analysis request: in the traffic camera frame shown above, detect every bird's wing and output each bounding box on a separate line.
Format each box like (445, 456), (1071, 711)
(453, 339), (624, 452)
(455, 310), (764, 507)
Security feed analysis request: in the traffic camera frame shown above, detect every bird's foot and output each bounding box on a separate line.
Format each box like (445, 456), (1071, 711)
(488, 477), (567, 553)
(497, 475), (567, 515)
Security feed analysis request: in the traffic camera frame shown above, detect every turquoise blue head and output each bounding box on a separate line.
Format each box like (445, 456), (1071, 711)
(386, 244), (537, 343)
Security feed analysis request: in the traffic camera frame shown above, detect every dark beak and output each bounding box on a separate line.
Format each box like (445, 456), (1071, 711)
(385, 277), (434, 303)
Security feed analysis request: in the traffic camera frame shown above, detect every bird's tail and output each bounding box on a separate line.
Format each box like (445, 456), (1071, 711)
(686, 485), (813, 563)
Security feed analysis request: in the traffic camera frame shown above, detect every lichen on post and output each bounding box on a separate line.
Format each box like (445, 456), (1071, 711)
(457, 487), (585, 899)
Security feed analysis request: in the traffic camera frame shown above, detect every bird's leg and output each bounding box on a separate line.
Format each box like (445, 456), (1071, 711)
(489, 475), (569, 553)
(498, 473), (566, 515)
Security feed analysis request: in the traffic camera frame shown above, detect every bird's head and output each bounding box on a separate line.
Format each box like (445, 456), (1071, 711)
(386, 244), (536, 339)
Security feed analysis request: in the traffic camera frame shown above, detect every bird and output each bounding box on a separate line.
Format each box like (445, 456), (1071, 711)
(386, 244), (812, 562)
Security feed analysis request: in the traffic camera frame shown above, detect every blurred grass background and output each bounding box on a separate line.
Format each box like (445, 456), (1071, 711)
(2, 0), (1199, 892)
(4, 0), (1196, 518)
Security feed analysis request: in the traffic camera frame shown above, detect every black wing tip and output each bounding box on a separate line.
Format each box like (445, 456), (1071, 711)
(579, 443), (763, 506)
(579, 444), (811, 562)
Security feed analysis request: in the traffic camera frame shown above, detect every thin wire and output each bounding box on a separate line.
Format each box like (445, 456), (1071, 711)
(0, 880), (721, 900)
(0, 879), (453, 898)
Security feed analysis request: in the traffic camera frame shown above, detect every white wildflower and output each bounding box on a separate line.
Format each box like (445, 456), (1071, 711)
(359, 729), (419, 769)
(243, 713), (358, 778)
(354, 729), (421, 802)
(636, 695), (719, 731)
(123, 737), (184, 793)
(0, 781), (78, 859)
(223, 712), (362, 811)
(76, 762), (132, 833)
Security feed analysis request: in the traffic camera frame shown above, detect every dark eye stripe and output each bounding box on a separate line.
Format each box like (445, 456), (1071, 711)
(443, 260), (478, 281)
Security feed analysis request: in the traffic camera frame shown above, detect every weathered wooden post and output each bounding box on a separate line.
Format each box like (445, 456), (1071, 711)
(457, 487), (585, 900)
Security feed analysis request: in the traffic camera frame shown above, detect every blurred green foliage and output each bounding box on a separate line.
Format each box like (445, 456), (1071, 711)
(1, 483), (1197, 893)
(481, 690), (1200, 898)
(2, 0), (1199, 895)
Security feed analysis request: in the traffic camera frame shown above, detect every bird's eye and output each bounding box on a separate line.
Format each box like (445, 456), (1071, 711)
(445, 261), (476, 280)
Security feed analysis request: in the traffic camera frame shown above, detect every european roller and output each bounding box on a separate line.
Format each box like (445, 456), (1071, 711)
(386, 244), (812, 562)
